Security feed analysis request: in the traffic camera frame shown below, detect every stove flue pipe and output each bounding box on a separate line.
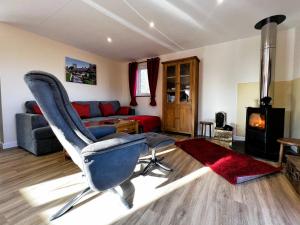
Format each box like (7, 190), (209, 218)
(255, 15), (286, 106)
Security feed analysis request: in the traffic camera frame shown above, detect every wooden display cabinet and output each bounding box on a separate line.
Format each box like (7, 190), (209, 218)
(162, 56), (199, 136)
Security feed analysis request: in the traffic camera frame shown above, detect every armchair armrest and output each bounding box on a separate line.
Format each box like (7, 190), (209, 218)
(81, 134), (147, 157)
(82, 134), (147, 191)
(87, 126), (116, 139)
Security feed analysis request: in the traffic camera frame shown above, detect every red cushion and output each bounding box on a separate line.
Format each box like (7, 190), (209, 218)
(72, 102), (90, 118)
(32, 104), (43, 115)
(116, 106), (131, 115)
(99, 103), (115, 116)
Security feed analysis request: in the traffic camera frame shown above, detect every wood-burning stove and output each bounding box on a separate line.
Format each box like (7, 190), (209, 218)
(245, 15), (286, 161)
(245, 106), (284, 161)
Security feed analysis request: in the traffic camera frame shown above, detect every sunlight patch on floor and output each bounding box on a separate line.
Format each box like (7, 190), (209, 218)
(18, 150), (211, 225)
(19, 173), (85, 206)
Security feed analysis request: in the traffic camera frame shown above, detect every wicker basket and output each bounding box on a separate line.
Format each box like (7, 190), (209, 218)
(286, 155), (300, 195)
(214, 129), (233, 142)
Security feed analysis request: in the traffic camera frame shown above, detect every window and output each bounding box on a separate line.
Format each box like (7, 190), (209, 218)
(136, 63), (150, 96)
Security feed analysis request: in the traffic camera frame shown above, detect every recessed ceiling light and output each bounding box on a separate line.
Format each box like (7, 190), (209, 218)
(107, 37), (112, 43)
(149, 21), (155, 28)
(217, 0), (224, 5)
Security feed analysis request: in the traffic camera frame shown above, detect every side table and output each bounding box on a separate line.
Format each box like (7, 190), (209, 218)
(277, 138), (300, 165)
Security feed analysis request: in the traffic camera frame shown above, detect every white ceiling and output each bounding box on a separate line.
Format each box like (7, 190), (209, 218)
(1, 0), (300, 61)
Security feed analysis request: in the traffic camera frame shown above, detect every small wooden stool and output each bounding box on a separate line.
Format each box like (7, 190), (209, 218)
(277, 138), (300, 165)
(199, 121), (213, 138)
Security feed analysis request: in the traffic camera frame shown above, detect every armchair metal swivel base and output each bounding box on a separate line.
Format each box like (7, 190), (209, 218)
(50, 187), (92, 221)
(139, 147), (172, 175)
(50, 185), (131, 221)
(139, 133), (175, 175)
(24, 71), (148, 221)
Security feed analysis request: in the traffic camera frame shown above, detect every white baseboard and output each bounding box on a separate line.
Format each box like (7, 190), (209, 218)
(1, 141), (18, 149)
(234, 136), (245, 141)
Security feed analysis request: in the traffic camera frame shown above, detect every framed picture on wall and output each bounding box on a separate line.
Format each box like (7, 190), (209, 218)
(65, 57), (97, 85)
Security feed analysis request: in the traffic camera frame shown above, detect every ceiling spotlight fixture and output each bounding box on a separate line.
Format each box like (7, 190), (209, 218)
(217, 0), (224, 5)
(107, 37), (112, 43)
(149, 21), (155, 28)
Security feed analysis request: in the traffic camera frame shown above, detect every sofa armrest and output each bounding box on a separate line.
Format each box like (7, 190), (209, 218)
(81, 134), (146, 157)
(16, 113), (51, 153)
(16, 113), (48, 130)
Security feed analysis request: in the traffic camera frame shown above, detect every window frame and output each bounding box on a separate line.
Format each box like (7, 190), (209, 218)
(136, 63), (150, 97)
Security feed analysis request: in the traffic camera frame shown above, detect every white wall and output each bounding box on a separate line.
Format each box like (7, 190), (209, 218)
(132, 28), (295, 136)
(0, 79), (3, 147)
(0, 23), (127, 148)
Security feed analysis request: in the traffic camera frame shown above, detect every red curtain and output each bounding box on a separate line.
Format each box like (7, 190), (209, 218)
(147, 57), (160, 106)
(128, 62), (138, 106)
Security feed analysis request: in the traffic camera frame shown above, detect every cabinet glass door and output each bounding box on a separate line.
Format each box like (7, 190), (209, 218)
(179, 63), (191, 102)
(166, 65), (176, 103)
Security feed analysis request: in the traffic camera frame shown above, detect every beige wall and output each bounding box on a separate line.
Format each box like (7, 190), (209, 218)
(0, 23), (127, 148)
(133, 28), (295, 138)
(291, 78), (300, 138)
(236, 82), (259, 137)
(236, 81), (292, 137)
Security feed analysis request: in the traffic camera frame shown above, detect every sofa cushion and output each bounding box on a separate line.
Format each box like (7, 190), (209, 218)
(73, 101), (102, 117)
(116, 106), (131, 115)
(32, 104), (43, 115)
(25, 101), (39, 114)
(106, 115), (128, 119)
(72, 102), (90, 118)
(99, 103), (115, 116)
(99, 101), (120, 114)
(83, 117), (112, 123)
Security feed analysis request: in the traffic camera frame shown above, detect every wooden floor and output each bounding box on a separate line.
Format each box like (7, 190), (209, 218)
(0, 140), (300, 225)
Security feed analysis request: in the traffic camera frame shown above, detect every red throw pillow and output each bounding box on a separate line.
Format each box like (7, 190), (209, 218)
(99, 103), (115, 117)
(117, 106), (130, 115)
(72, 103), (90, 118)
(32, 104), (43, 115)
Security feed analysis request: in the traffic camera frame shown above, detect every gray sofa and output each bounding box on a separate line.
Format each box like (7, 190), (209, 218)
(16, 100), (135, 155)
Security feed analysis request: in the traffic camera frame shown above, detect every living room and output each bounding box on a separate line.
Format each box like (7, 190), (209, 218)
(1, 1), (300, 225)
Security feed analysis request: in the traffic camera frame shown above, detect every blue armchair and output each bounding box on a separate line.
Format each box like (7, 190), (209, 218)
(24, 71), (148, 220)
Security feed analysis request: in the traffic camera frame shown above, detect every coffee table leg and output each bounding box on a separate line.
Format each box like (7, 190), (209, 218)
(279, 143), (284, 165)
(135, 121), (139, 134)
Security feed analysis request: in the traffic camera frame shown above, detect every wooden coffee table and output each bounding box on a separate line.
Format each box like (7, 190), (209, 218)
(84, 118), (139, 134)
(114, 119), (139, 134)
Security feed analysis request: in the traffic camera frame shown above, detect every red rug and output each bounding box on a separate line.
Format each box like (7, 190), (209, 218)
(175, 139), (282, 184)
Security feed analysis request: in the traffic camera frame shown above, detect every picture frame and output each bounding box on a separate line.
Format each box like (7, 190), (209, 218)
(65, 57), (97, 85)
